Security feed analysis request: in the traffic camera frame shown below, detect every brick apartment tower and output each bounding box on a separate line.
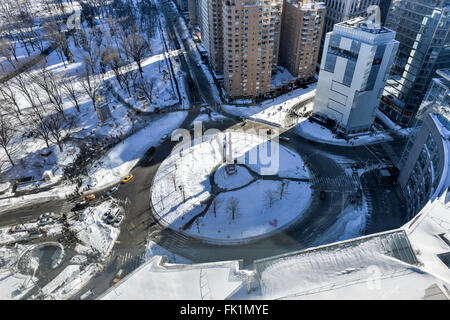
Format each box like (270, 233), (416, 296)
(222, 0), (283, 99)
(279, 0), (326, 79)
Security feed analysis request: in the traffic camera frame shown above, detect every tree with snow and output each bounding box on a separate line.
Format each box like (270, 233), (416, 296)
(0, 113), (16, 166)
(227, 197), (239, 220)
(265, 190), (276, 208)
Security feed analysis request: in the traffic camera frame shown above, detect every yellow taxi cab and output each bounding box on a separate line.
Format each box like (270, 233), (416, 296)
(122, 174), (134, 183)
(82, 194), (96, 201)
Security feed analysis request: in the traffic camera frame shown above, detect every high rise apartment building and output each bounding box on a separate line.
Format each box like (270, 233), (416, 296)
(379, 0), (450, 126)
(313, 17), (399, 133)
(222, 0), (283, 99)
(279, 1), (326, 79)
(319, 0), (380, 60)
(198, 0), (224, 73)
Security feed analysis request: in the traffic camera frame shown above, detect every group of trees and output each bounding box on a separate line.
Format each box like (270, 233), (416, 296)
(0, 63), (79, 167)
(0, 0), (72, 72)
(0, 0), (159, 169)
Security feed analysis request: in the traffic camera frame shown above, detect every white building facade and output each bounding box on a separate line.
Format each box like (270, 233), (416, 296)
(313, 18), (399, 133)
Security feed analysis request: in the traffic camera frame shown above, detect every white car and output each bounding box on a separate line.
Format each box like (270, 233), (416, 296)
(39, 217), (53, 226)
(279, 136), (290, 142)
(112, 215), (124, 228)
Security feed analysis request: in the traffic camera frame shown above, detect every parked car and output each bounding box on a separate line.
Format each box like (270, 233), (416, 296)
(112, 269), (125, 284)
(39, 212), (58, 220)
(72, 201), (88, 211)
(104, 186), (118, 198)
(102, 210), (111, 221)
(82, 194), (95, 201)
(161, 134), (169, 142)
(122, 174), (134, 183)
(319, 190), (326, 200)
(9, 225), (26, 234)
(39, 217), (53, 226)
(145, 146), (156, 156)
(112, 215), (124, 228)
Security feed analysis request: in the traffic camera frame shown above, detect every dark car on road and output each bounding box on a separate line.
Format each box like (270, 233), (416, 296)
(319, 190), (326, 200)
(72, 201), (88, 212)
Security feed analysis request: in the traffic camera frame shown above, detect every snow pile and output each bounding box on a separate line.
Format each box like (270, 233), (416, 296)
(39, 264), (101, 300)
(69, 201), (120, 258)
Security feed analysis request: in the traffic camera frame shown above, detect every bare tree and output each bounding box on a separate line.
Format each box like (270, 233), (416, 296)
(279, 181), (289, 200)
(212, 197), (222, 218)
(120, 64), (139, 97)
(170, 173), (177, 189)
(120, 29), (150, 77)
(32, 66), (66, 119)
(43, 20), (72, 68)
(0, 83), (22, 123)
(0, 38), (18, 68)
(28, 94), (52, 149)
(264, 190), (276, 208)
(227, 197), (239, 220)
(11, 73), (39, 109)
(61, 75), (82, 112)
(135, 77), (155, 103)
(46, 113), (74, 152)
(102, 47), (125, 89)
(79, 63), (103, 109)
(0, 113), (16, 166)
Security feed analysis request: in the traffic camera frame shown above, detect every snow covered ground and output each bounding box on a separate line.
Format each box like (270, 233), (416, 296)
(295, 119), (395, 147)
(214, 164), (253, 190)
(222, 84), (317, 128)
(83, 111), (187, 192)
(190, 180), (311, 243)
(310, 199), (369, 247)
(151, 130), (311, 243)
(145, 240), (191, 264)
(37, 263), (101, 300)
(0, 245), (37, 300)
(69, 200), (121, 259)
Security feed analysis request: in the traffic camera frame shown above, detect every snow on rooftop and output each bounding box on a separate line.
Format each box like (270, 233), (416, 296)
(404, 190), (450, 286)
(254, 229), (449, 299)
(100, 256), (245, 300)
